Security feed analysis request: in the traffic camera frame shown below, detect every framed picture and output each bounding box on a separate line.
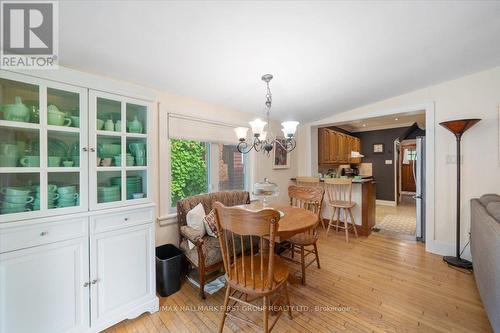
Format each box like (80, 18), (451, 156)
(273, 138), (290, 169)
(373, 143), (384, 154)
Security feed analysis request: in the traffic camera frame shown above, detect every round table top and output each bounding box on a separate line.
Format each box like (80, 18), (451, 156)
(241, 202), (318, 236)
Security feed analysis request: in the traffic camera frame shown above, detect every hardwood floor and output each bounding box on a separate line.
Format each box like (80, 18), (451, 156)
(103, 230), (491, 333)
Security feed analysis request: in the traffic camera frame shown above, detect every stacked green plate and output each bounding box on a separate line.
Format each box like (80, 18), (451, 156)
(111, 176), (142, 199)
(97, 185), (120, 203)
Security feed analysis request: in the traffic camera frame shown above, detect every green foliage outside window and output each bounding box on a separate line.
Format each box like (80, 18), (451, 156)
(170, 139), (208, 206)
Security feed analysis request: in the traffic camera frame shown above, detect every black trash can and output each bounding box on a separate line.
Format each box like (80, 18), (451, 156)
(156, 244), (184, 297)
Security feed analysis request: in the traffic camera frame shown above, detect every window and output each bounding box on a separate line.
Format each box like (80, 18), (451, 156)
(170, 140), (247, 210)
(218, 144), (246, 191)
(170, 139), (209, 207)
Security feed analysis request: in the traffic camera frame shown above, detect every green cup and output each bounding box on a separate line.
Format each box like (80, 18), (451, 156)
(19, 155), (40, 167)
(70, 116), (80, 128)
(59, 193), (78, 201)
(3, 194), (33, 204)
(35, 184), (57, 193)
(57, 186), (76, 195)
(1, 201), (30, 210)
(48, 156), (61, 167)
(1, 187), (30, 196)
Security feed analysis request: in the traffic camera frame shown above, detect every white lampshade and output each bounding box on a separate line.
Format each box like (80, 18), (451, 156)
(249, 118), (267, 136)
(281, 121), (299, 137)
(234, 127), (249, 140)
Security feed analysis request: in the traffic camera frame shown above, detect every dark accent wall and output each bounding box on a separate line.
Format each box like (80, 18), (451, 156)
(356, 127), (412, 201)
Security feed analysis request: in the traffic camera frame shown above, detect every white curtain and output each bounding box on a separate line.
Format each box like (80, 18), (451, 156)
(168, 113), (239, 144)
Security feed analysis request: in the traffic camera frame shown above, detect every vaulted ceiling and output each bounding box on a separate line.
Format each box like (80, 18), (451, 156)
(60, 1), (500, 122)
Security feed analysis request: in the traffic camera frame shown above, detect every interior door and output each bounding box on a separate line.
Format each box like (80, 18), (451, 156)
(90, 224), (153, 328)
(0, 238), (89, 333)
(400, 143), (417, 193)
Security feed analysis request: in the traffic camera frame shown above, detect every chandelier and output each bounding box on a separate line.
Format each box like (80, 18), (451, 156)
(234, 74), (299, 155)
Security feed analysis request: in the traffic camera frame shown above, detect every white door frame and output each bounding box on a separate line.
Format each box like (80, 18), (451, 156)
(305, 102), (436, 254)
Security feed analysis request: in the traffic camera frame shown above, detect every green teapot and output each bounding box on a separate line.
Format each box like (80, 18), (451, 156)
(127, 116), (143, 134)
(3, 96), (30, 122)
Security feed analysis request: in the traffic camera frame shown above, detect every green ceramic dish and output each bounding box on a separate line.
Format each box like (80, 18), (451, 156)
(3, 194), (34, 204)
(97, 119), (105, 130)
(19, 155), (40, 167)
(48, 156), (62, 167)
(1, 187), (31, 196)
(48, 112), (71, 126)
(70, 116), (80, 128)
(57, 186), (76, 194)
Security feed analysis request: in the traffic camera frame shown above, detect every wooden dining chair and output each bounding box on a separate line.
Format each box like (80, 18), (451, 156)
(295, 176), (321, 187)
(282, 185), (324, 285)
(324, 178), (358, 242)
(214, 202), (292, 333)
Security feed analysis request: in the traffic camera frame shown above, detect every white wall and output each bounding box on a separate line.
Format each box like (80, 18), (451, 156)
(298, 66), (500, 259)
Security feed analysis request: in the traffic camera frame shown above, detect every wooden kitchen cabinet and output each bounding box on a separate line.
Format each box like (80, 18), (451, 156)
(318, 128), (361, 164)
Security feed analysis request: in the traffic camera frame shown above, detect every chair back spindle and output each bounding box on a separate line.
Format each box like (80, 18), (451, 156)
(214, 202), (280, 292)
(324, 178), (353, 204)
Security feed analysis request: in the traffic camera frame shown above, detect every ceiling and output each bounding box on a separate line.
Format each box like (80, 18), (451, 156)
(59, 1), (500, 122)
(333, 111), (426, 132)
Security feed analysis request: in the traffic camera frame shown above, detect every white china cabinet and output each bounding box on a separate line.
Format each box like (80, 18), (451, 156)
(0, 70), (158, 333)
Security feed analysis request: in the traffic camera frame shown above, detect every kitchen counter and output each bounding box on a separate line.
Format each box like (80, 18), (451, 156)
(290, 177), (374, 183)
(290, 177), (376, 236)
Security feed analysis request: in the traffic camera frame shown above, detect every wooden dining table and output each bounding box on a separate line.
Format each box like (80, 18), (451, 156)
(241, 202), (318, 240)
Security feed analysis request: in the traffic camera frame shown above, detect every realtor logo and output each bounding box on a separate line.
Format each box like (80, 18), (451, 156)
(1, 1), (58, 69)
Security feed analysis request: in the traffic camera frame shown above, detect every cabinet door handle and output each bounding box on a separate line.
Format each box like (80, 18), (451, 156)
(40, 231), (48, 236)
(90, 147), (96, 152)
(83, 282), (90, 287)
(124, 217), (129, 222)
(91, 279), (99, 284)
(82, 147), (88, 152)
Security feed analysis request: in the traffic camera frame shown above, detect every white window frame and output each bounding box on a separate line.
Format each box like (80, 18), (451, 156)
(167, 140), (250, 213)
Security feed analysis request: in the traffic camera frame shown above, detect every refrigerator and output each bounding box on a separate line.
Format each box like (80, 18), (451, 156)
(413, 136), (426, 242)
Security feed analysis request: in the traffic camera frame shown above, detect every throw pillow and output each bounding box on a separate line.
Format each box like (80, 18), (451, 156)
(204, 209), (218, 237)
(486, 202), (500, 222)
(479, 194), (500, 207)
(186, 203), (206, 249)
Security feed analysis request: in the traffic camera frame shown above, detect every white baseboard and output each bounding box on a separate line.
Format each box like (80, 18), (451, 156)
(376, 200), (397, 206)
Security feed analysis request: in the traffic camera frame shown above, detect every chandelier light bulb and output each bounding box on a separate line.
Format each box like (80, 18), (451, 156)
(249, 118), (267, 136)
(234, 127), (249, 140)
(260, 131), (267, 141)
(281, 121), (299, 138)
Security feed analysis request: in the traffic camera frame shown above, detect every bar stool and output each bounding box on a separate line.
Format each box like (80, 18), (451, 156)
(324, 178), (358, 242)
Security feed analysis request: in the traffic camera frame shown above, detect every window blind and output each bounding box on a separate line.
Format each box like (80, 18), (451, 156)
(168, 113), (241, 144)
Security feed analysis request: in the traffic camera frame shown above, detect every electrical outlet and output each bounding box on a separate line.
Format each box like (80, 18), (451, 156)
(385, 160), (393, 165)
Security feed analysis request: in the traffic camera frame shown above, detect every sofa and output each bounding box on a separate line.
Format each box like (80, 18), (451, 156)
(470, 194), (500, 332)
(177, 191), (250, 299)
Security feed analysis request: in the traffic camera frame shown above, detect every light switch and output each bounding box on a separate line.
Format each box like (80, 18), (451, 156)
(385, 160), (393, 165)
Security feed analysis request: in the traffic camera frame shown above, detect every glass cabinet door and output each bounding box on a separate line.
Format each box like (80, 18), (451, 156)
(0, 71), (88, 222)
(89, 90), (151, 209)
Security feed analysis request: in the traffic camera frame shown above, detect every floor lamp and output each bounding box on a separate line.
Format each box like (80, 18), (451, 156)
(439, 118), (481, 269)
